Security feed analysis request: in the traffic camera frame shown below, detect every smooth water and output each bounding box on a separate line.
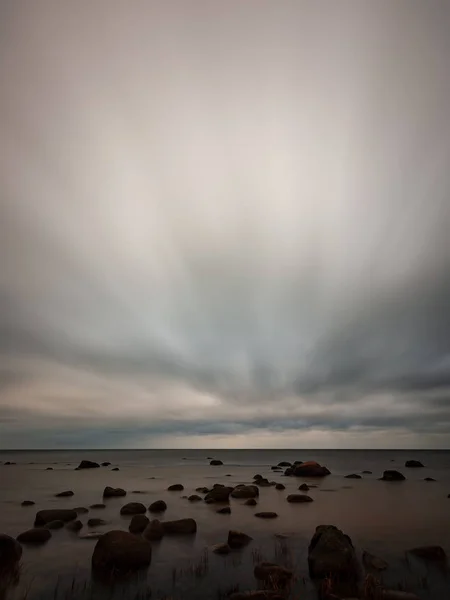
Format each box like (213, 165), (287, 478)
(1, 449), (450, 599)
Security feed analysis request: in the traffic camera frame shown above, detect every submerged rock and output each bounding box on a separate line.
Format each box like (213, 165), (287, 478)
(75, 460), (100, 470)
(17, 528), (51, 544)
(129, 515), (149, 534)
(103, 486), (126, 498)
(148, 500), (167, 513)
(405, 460), (424, 468)
(120, 502), (146, 515)
(344, 474), (362, 479)
(286, 494), (313, 503)
(380, 470), (406, 481)
(228, 530), (253, 549)
(91, 530), (151, 576)
(35, 509), (77, 526)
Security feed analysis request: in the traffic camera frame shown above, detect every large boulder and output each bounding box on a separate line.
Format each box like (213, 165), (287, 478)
(76, 460), (100, 470)
(161, 518), (197, 534)
(129, 515), (149, 534)
(292, 461), (331, 477)
(35, 509), (77, 526)
(405, 460), (424, 468)
(308, 525), (359, 592)
(91, 530), (151, 577)
(287, 494), (313, 503)
(205, 486), (233, 504)
(143, 520), (164, 541)
(231, 485), (259, 499)
(17, 529), (51, 544)
(120, 502), (146, 515)
(103, 487), (126, 498)
(228, 530), (252, 549)
(149, 500), (167, 513)
(0, 534), (22, 573)
(380, 470), (406, 481)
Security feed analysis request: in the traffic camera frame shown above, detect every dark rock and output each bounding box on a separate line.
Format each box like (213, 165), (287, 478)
(255, 512), (278, 519)
(424, 477), (436, 481)
(188, 494), (202, 502)
(55, 490), (74, 497)
(91, 530), (151, 576)
(66, 520), (83, 532)
(129, 515), (149, 534)
(345, 474), (362, 479)
(212, 543), (231, 555)
(101, 462), (111, 467)
(103, 486), (126, 498)
(277, 462), (292, 467)
(167, 484), (184, 491)
(21, 500), (35, 506)
(255, 478), (271, 487)
(143, 520), (164, 541)
(245, 498), (258, 506)
(299, 483), (310, 491)
(287, 494), (313, 503)
(76, 460), (100, 470)
(90, 504), (106, 510)
(162, 518), (197, 534)
(73, 506), (89, 514)
(308, 525), (359, 590)
(231, 485), (259, 499)
(35, 509), (77, 526)
(131, 490), (145, 494)
(205, 486), (233, 504)
(362, 470), (373, 474)
(17, 528), (51, 544)
(405, 460), (424, 468)
(228, 530), (252, 549)
(149, 500), (167, 513)
(292, 461), (331, 477)
(213, 483), (225, 488)
(111, 467), (120, 471)
(284, 468), (294, 476)
(408, 546), (447, 564)
(46, 467), (53, 470)
(275, 483), (285, 490)
(210, 460), (223, 465)
(120, 502), (146, 516)
(46, 520), (65, 530)
(196, 487), (210, 494)
(88, 518), (107, 527)
(363, 550), (388, 571)
(253, 474), (263, 481)
(380, 470), (406, 481)
(0, 534), (22, 573)
(216, 506), (231, 514)
(254, 562), (293, 585)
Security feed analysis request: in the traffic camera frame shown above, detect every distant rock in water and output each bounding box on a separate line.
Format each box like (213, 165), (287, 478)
(277, 461), (292, 467)
(101, 462), (111, 467)
(380, 470), (406, 481)
(287, 494), (313, 503)
(210, 459), (223, 466)
(149, 500), (167, 513)
(66, 520), (83, 532)
(35, 509), (77, 526)
(291, 461), (331, 477)
(0, 534), (22, 573)
(205, 486), (233, 504)
(120, 502), (146, 516)
(91, 530), (151, 577)
(188, 494), (202, 502)
(167, 484), (184, 491)
(275, 483), (285, 490)
(111, 467), (120, 471)
(405, 460), (424, 468)
(255, 512), (278, 519)
(345, 474), (362, 479)
(103, 486), (126, 498)
(424, 477), (436, 482)
(76, 460), (100, 470)
(46, 467), (53, 471)
(362, 470), (372, 474)
(55, 490), (74, 497)
(17, 528), (51, 544)
(21, 500), (35, 506)
(231, 485), (259, 499)
(217, 506), (231, 514)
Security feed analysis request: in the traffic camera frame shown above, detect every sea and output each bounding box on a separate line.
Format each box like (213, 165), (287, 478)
(1, 449), (449, 600)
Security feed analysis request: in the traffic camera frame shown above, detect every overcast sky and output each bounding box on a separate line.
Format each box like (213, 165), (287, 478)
(1, 1), (450, 449)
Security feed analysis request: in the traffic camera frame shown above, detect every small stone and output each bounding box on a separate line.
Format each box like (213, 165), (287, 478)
(120, 502), (146, 515)
(255, 512), (278, 519)
(277, 462), (292, 467)
(111, 467), (120, 471)
(167, 484), (184, 491)
(244, 498), (257, 506)
(103, 486), (126, 498)
(286, 494), (313, 503)
(380, 470), (406, 481)
(217, 506), (231, 514)
(228, 530), (252, 549)
(362, 470), (372, 474)
(21, 500), (35, 506)
(299, 483), (310, 491)
(405, 460), (424, 468)
(188, 494), (202, 502)
(424, 477), (436, 481)
(210, 460), (223, 465)
(275, 483), (285, 490)
(55, 490), (74, 497)
(75, 460), (100, 470)
(344, 474), (362, 479)
(101, 462), (111, 467)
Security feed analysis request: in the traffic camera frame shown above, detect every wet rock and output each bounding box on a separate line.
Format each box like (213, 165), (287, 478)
(143, 519), (164, 541)
(287, 494), (313, 503)
(424, 477), (436, 482)
(35, 509), (77, 526)
(103, 486), (126, 498)
(196, 487), (210, 494)
(292, 461), (331, 477)
(167, 484), (184, 491)
(408, 546), (447, 564)
(55, 490), (74, 497)
(245, 498), (258, 506)
(308, 525), (359, 589)
(0, 534), (22, 573)
(21, 500), (35, 506)
(345, 474), (361, 479)
(228, 530), (253, 549)
(363, 550), (388, 571)
(46, 520), (65, 530)
(254, 562), (293, 585)
(120, 502), (146, 516)
(129, 515), (149, 534)
(46, 467), (53, 471)
(277, 461), (291, 467)
(90, 504), (106, 510)
(380, 470), (406, 481)
(299, 483), (310, 491)
(275, 483), (285, 490)
(149, 500), (167, 513)
(17, 528), (51, 544)
(75, 460), (100, 470)
(205, 486), (233, 504)
(73, 506), (89, 514)
(255, 512), (278, 519)
(111, 467), (120, 471)
(405, 460), (424, 468)
(188, 495), (202, 502)
(66, 520), (83, 532)
(162, 518), (197, 534)
(91, 530), (151, 576)
(101, 462), (111, 467)
(231, 485), (259, 499)
(216, 506), (231, 514)
(362, 470), (373, 474)
(88, 518), (107, 527)
(210, 460), (223, 466)
(212, 543), (231, 555)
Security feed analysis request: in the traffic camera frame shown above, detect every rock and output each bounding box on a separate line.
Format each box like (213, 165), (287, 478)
(362, 550), (388, 571)
(149, 500), (167, 513)
(120, 502), (146, 515)
(254, 562), (293, 585)
(255, 512), (278, 519)
(88, 518), (107, 527)
(101, 462), (111, 467)
(256, 478), (271, 487)
(91, 530), (152, 576)
(35, 509), (77, 526)
(46, 520), (65, 530)
(196, 487), (210, 494)
(345, 474), (362, 479)
(228, 530), (252, 549)
(103, 486), (126, 498)
(66, 520), (83, 532)
(408, 546), (447, 564)
(230, 592), (283, 600)
(129, 515), (149, 534)
(245, 498), (258, 506)
(278, 462), (292, 467)
(424, 477), (436, 481)
(0, 534), (22, 573)
(213, 483), (225, 488)
(212, 543), (231, 555)
(21, 500), (35, 506)
(205, 486), (233, 503)
(405, 460), (424, 468)
(308, 525), (359, 587)
(167, 484), (184, 491)
(287, 494), (313, 503)
(131, 490), (145, 494)
(362, 470), (372, 474)
(55, 490), (74, 497)
(275, 483), (285, 490)
(216, 507), (231, 514)
(188, 495), (202, 502)
(231, 485), (259, 499)
(299, 483), (310, 491)
(253, 474), (263, 481)
(162, 518), (197, 534)
(292, 461), (331, 477)
(111, 467), (120, 471)
(284, 467), (294, 476)
(380, 470), (406, 481)
(75, 460), (100, 470)
(79, 533), (104, 540)
(271, 466), (282, 471)
(143, 520), (164, 541)
(73, 506), (89, 514)
(46, 467), (53, 470)
(17, 528), (51, 544)
(90, 504), (106, 509)
(381, 592), (420, 600)
(210, 460), (223, 465)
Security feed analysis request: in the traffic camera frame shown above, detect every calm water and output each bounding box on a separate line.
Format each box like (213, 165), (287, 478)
(1, 449), (450, 599)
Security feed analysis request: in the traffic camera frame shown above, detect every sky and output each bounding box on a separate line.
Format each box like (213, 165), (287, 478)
(1, 1), (450, 449)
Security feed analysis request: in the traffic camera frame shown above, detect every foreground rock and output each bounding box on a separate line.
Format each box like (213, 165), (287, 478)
(212, 543), (231, 555)
(149, 500), (167, 513)
(120, 502), (146, 515)
(408, 546), (447, 564)
(308, 525), (359, 595)
(35, 509), (77, 526)
(76, 460), (100, 470)
(254, 562), (293, 585)
(287, 494), (313, 503)
(380, 470), (406, 481)
(210, 459), (223, 465)
(91, 530), (151, 577)
(205, 486), (233, 503)
(103, 487), (126, 498)
(167, 484), (184, 491)
(255, 512), (278, 519)
(162, 518), (197, 534)
(0, 534), (22, 573)
(143, 520), (164, 541)
(66, 520), (83, 532)
(228, 530), (252, 549)
(292, 461), (331, 477)
(230, 485), (259, 499)
(405, 460), (424, 468)
(129, 515), (149, 534)
(17, 529), (51, 544)
(363, 550), (388, 570)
